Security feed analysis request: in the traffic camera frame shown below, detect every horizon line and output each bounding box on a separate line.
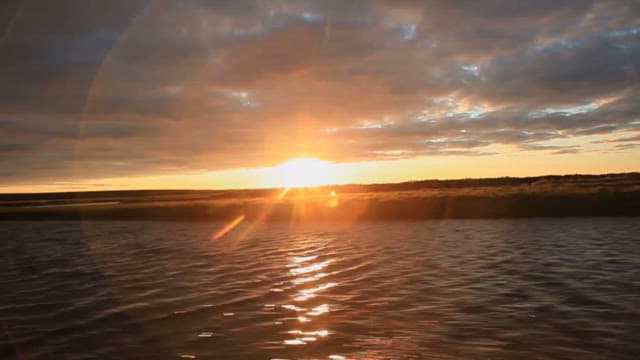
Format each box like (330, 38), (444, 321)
(2, 171), (638, 196)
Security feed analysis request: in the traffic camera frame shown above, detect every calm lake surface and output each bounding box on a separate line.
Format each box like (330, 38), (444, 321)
(1, 219), (639, 359)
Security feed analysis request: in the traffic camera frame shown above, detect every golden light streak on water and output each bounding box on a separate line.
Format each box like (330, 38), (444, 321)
(291, 272), (329, 285)
(307, 304), (330, 316)
(288, 330), (330, 337)
(282, 304), (306, 312)
(294, 282), (337, 302)
(293, 255), (318, 263)
(290, 260), (333, 275)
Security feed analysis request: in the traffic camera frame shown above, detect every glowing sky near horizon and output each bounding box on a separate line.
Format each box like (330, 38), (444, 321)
(0, 0), (639, 192)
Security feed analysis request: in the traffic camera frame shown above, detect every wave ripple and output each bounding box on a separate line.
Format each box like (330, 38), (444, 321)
(1, 219), (639, 359)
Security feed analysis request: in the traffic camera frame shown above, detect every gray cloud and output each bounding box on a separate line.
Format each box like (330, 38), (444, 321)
(1, 0), (639, 185)
(609, 134), (640, 143)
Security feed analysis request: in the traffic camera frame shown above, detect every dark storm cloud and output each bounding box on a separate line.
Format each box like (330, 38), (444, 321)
(1, 0), (639, 185)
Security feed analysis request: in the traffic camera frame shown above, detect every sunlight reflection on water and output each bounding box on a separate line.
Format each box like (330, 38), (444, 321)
(1, 219), (639, 359)
(281, 249), (339, 356)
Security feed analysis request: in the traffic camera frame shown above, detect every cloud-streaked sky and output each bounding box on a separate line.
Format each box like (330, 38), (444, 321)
(1, 0), (639, 192)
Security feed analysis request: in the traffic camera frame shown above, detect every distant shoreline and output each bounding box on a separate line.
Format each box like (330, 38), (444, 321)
(2, 173), (639, 221)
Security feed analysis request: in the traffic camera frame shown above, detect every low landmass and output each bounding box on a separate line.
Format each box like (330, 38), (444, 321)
(1, 173), (639, 221)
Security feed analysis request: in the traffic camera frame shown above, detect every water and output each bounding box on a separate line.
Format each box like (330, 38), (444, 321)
(1, 219), (639, 359)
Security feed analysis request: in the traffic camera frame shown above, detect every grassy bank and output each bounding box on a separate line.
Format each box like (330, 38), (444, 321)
(1, 173), (639, 221)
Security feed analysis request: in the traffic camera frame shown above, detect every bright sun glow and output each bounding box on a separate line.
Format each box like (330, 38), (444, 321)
(273, 157), (333, 188)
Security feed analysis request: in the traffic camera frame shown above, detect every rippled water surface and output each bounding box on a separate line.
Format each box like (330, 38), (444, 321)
(1, 219), (639, 359)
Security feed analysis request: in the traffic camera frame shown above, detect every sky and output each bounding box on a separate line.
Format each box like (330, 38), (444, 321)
(0, 0), (639, 192)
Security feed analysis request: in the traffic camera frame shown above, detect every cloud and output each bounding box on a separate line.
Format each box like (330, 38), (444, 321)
(608, 134), (640, 143)
(0, 0), (639, 185)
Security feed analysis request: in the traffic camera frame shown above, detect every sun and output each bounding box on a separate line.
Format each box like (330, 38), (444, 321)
(273, 157), (333, 188)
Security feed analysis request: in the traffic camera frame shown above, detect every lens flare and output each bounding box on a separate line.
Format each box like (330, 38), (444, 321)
(271, 157), (334, 188)
(213, 215), (245, 240)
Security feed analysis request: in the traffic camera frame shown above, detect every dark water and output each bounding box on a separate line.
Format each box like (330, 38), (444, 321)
(1, 219), (639, 359)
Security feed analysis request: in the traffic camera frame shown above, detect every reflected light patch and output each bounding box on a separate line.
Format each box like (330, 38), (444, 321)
(284, 338), (306, 345)
(307, 303), (330, 316)
(290, 260), (333, 275)
(299, 282), (337, 295)
(294, 282), (337, 301)
(288, 329), (330, 337)
(291, 272), (329, 285)
(294, 255), (318, 263)
(282, 304), (306, 312)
